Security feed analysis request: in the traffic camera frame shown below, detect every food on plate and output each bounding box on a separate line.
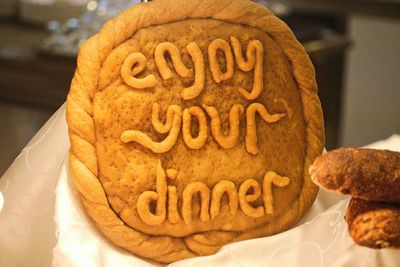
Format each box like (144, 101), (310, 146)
(310, 147), (400, 249)
(66, 0), (324, 262)
(346, 198), (400, 249)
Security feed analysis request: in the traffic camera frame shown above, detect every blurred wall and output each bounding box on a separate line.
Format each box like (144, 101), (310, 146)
(340, 15), (400, 146)
(0, 0), (87, 23)
(0, 0), (17, 17)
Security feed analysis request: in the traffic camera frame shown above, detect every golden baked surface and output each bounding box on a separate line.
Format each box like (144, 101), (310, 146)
(66, 0), (324, 263)
(309, 148), (400, 203)
(95, 18), (305, 236)
(346, 198), (400, 249)
(310, 147), (400, 249)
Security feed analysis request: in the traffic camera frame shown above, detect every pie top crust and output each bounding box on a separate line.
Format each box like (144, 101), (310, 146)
(66, 0), (324, 263)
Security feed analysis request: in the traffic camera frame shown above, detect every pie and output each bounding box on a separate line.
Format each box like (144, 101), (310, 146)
(66, 0), (325, 263)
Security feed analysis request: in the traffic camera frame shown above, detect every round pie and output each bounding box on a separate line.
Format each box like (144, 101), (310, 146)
(66, 0), (324, 263)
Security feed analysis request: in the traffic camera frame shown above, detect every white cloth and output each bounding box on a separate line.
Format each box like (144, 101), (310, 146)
(0, 105), (69, 267)
(1, 104), (399, 267)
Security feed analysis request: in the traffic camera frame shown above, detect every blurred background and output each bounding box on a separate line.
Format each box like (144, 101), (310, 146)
(0, 0), (399, 176)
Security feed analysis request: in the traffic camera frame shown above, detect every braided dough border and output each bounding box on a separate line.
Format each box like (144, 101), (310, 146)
(66, 0), (324, 263)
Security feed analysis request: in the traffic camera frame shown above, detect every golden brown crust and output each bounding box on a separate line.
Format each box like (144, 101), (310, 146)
(346, 198), (400, 249)
(66, 0), (324, 262)
(309, 147), (400, 203)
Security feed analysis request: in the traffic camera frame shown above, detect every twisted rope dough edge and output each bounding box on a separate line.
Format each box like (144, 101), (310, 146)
(66, 0), (325, 263)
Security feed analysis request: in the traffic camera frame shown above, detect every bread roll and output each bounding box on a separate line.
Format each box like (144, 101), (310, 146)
(346, 198), (400, 249)
(309, 148), (400, 203)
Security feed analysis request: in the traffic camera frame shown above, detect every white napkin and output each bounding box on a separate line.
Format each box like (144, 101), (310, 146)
(52, 135), (400, 267)
(0, 191), (3, 213)
(0, 105), (69, 267)
(364, 134), (400, 151)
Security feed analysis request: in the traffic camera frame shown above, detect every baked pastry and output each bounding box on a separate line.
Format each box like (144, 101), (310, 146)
(66, 0), (324, 263)
(310, 147), (400, 250)
(346, 198), (400, 249)
(309, 147), (400, 203)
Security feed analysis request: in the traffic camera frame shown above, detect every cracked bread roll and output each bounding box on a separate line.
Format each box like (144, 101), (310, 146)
(309, 147), (400, 250)
(346, 198), (400, 249)
(309, 147), (400, 203)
